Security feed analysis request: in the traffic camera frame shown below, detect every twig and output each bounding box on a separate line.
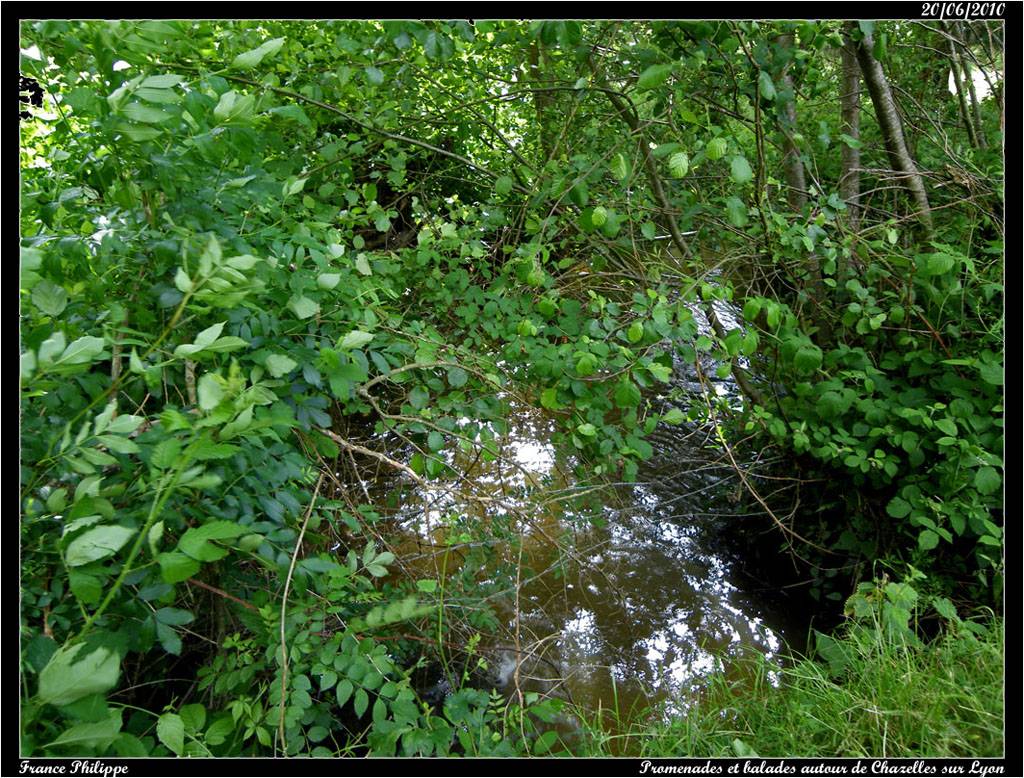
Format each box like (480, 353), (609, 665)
(276, 473), (324, 756)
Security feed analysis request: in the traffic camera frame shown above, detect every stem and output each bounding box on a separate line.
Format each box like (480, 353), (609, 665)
(74, 465), (183, 643)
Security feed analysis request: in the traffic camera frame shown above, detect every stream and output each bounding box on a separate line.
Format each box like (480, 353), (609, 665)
(352, 302), (810, 737)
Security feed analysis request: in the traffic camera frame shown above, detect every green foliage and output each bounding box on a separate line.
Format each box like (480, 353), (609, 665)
(19, 17), (1002, 758)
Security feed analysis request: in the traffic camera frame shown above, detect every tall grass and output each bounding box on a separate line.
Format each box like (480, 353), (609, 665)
(570, 602), (1003, 758)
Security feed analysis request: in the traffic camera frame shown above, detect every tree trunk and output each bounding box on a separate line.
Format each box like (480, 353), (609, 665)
(854, 28), (935, 237)
(839, 23), (862, 232)
(528, 41), (554, 162)
(944, 27), (980, 148)
(774, 33), (807, 212)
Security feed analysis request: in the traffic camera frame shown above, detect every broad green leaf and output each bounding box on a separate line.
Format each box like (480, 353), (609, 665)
(265, 354), (297, 378)
(758, 70), (776, 100)
(662, 408), (685, 425)
(706, 137), (728, 161)
(668, 151), (689, 178)
(636, 63), (673, 90)
(157, 713), (185, 755)
(355, 255), (373, 276)
(495, 175), (513, 196)
(158, 551), (201, 583)
(45, 711), (122, 750)
(974, 466), (1001, 495)
(730, 155), (753, 185)
(230, 37), (285, 70)
(38, 643), (121, 707)
(289, 296), (319, 320)
(178, 521), (246, 562)
(31, 279), (68, 317)
(196, 373), (223, 410)
(317, 273), (341, 290)
(65, 525), (135, 567)
(339, 330), (374, 350)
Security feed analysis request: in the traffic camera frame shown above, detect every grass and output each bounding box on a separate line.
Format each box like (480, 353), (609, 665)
(569, 613), (1004, 758)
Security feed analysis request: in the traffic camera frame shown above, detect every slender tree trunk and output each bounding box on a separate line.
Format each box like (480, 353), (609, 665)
(854, 28), (935, 237)
(839, 23), (862, 232)
(945, 27), (980, 148)
(774, 33), (807, 212)
(528, 41), (554, 162)
(962, 54), (988, 148)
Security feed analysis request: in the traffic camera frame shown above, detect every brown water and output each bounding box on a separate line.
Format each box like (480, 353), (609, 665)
(362, 375), (802, 733)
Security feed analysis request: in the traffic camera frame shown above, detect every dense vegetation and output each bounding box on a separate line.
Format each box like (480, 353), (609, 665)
(19, 19), (1003, 758)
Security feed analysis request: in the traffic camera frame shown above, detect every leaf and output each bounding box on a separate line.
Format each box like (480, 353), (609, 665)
(974, 466), (1001, 495)
(65, 525), (135, 567)
(668, 151), (689, 178)
(141, 74), (184, 89)
(627, 321), (644, 343)
(57, 336), (105, 366)
(365, 66), (384, 85)
(196, 373), (223, 410)
(533, 729), (558, 755)
(340, 330), (374, 350)
(590, 206), (607, 228)
(158, 551), (201, 583)
(610, 153), (628, 182)
(46, 712), (123, 750)
(230, 37), (285, 70)
(614, 379), (641, 408)
(495, 175), (513, 196)
(706, 137), (728, 161)
(317, 273), (341, 290)
(416, 579), (438, 593)
(355, 254), (373, 276)
(289, 296), (319, 320)
(31, 279), (68, 317)
(730, 155), (753, 185)
(662, 408), (685, 425)
(918, 529), (939, 551)
(178, 521), (246, 562)
(636, 63), (673, 91)
(648, 362), (672, 383)
(336, 679), (354, 707)
(447, 366), (468, 387)
(354, 688), (369, 718)
(726, 196), (748, 227)
(122, 102), (173, 124)
(886, 496), (912, 519)
(758, 70), (776, 100)
(213, 90), (255, 124)
(180, 703), (206, 733)
(265, 354), (297, 378)
(576, 423), (597, 437)
(793, 344), (822, 373)
(157, 713), (185, 756)
(38, 643), (121, 707)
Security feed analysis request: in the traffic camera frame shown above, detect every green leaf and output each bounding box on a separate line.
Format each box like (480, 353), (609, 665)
(354, 688), (369, 718)
(495, 175), (513, 196)
(726, 196), (748, 227)
(447, 366), (468, 387)
(886, 496), (912, 519)
(265, 354), (297, 378)
(533, 729), (559, 755)
(758, 70), (776, 100)
(339, 330), (374, 350)
(662, 408), (685, 425)
(636, 63), (673, 91)
(590, 206), (607, 228)
(197, 373), (223, 410)
(627, 321), (644, 343)
(648, 362), (672, 383)
(46, 712), (122, 750)
(730, 155), (753, 185)
(668, 151), (689, 178)
(38, 643), (121, 707)
(576, 423), (597, 437)
(157, 713), (185, 755)
(706, 137), (728, 161)
(179, 521), (246, 562)
(31, 279), (68, 317)
(317, 272), (341, 290)
(614, 379), (641, 408)
(230, 37), (285, 70)
(65, 525), (135, 567)
(355, 255), (373, 276)
(575, 352), (598, 376)
(793, 344), (822, 373)
(416, 579), (438, 593)
(288, 296), (319, 320)
(141, 74), (184, 89)
(610, 153), (628, 182)
(974, 466), (1001, 495)
(918, 529), (940, 551)
(336, 679), (354, 708)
